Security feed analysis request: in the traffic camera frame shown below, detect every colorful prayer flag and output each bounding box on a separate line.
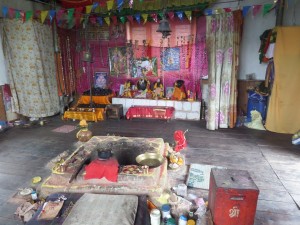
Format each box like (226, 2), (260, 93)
(242, 6), (251, 17)
(2, 6), (8, 18)
(67, 8), (74, 23)
(142, 14), (148, 24)
(167, 12), (174, 20)
(107, 0), (114, 11)
(120, 16), (126, 24)
(97, 17), (103, 26)
(104, 17), (110, 26)
(127, 15), (133, 23)
(176, 11), (183, 20)
(40, 10), (48, 24)
(263, 3), (273, 16)
(184, 11), (192, 21)
(252, 5), (262, 17)
(25, 11), (33, 21)
(134, 14), (141, 24)
(85, 5), (92, 14)
(49, 10), (56, 23)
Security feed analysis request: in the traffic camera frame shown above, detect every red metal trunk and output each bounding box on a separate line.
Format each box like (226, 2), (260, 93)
(208, 168), (259, 225)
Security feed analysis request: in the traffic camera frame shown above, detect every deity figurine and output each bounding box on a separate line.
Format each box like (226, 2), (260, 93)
(136, 78), (151, 98)
(152, 78), (164, 99)
(122, 80), (132, 98)
(172, 80), (187, 101)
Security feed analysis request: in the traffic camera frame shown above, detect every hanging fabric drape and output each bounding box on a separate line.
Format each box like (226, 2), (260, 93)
(0, 23), (9, 85)
(265, 27), (300, 134)
(206, 11), (241, 130)
(194, 16), (208, 99)
(57, 27), (77, 96)
(2, 19), (60, 118)
(229, 11), (242, 128)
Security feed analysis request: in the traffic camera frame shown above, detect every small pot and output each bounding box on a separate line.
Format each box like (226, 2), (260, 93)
(98, 150), (113, 160)
(76, 128), (92, 142)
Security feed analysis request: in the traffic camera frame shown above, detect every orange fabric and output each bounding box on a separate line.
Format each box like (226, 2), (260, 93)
(265, 27), (300, 134)
(172, 87), (186, 101)
(63, 108), (104, 121)
(78, 95), (112, 104)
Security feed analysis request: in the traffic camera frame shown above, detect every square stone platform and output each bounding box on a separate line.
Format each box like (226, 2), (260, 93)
(41, 136), (169, 197)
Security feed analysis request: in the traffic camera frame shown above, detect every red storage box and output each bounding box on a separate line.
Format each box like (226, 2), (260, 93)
(208, 168), (259, 225)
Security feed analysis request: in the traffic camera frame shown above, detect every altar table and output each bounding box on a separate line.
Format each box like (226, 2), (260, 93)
(112, 98), (201, 121)
(126, 106), (175, 120)
(63, 108), (104, 122)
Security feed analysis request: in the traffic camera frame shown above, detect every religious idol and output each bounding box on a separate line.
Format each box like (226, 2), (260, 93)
(135, 78), (151, 98)
(187, 90), (195, 101)
(122, 80), (133, 98)
(152, 78), (164, 99)
(172, 80), (187, 101)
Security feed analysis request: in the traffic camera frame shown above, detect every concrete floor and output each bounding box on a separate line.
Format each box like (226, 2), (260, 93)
(0, 116), (299, 224)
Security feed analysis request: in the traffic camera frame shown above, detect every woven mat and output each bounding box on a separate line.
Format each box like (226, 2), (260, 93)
(52, 125), (76, 133)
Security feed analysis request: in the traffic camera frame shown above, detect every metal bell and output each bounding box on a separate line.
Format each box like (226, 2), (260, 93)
(156, 18), (172, 39)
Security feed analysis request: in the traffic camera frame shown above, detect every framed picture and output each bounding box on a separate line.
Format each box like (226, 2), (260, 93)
(94, 72), (108, 89)
(162, 47), (180, 71)
(166, 87), (174, 99)
(132, 57), (158, 78)
(119, 84), (125, 96)
(108, 47), (127, 76)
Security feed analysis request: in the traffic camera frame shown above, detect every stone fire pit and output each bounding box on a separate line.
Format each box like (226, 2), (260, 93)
(41, 136), (169, 197)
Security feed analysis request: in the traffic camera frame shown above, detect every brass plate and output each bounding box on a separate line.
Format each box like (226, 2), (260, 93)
(136, 153), (164, 168)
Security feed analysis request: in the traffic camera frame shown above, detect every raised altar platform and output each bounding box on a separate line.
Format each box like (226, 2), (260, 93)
(112, 97), (201, 120)
(41, 136), (169, 197)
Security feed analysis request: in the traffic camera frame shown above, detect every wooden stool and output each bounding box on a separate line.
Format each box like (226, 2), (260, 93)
(105, 104), (123, 120)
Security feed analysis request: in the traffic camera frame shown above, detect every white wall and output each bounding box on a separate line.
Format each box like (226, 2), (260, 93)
(239, 8), (276, 80)
(283, 0), (300, 26)
(212, 0), (276, 80)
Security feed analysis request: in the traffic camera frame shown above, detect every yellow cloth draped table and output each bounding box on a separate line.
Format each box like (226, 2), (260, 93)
(63, 94), (113, 122)
(64, 108), (105, 122)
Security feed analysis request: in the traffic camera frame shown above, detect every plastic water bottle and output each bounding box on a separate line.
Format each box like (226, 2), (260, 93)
(150, 209), (161, 225)
(178, 215), (187, 225)
(161, 204), (171, 219)
(31, 191), (38, 200)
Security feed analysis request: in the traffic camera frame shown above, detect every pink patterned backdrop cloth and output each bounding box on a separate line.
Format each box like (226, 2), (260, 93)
(70, 18), (208, 98)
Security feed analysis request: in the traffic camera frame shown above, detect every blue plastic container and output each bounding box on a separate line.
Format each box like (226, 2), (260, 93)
(247, 90), (268, 121)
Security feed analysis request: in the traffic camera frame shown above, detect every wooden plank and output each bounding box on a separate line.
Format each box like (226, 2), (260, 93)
(257, 199), (300, 215)
(255, 211), (300, 225)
